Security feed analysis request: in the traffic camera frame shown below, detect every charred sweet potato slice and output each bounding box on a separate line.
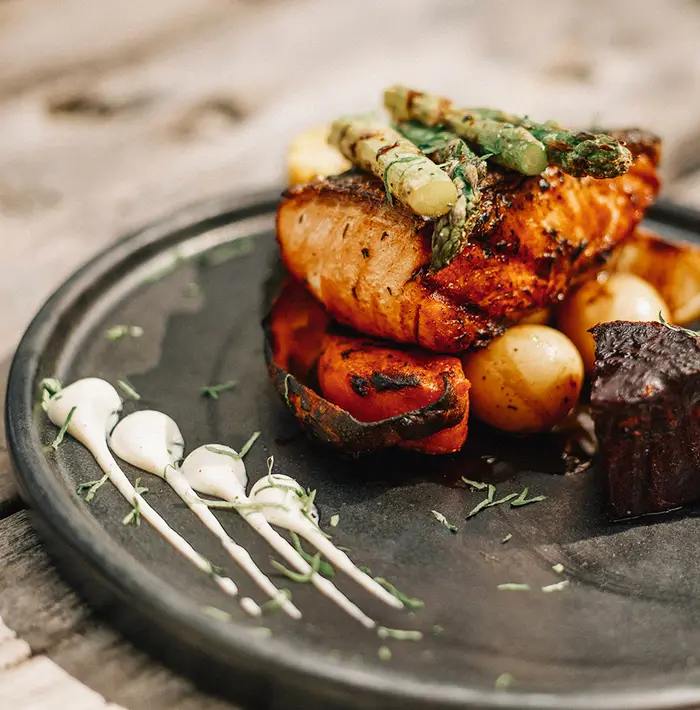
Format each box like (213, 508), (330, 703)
(317, 333), (470, 454)
(265, 278), (469, 454)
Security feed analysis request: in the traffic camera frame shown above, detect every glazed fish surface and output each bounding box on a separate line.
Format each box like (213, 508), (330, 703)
(277, 133), (660, 353)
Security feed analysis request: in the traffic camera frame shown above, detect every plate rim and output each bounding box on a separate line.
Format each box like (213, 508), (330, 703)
(6, 190), (700, 710)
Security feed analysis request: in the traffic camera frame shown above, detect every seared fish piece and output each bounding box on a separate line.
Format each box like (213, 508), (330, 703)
(277, 133), (660, 352)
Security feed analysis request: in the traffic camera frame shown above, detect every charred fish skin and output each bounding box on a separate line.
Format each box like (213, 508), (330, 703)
(277, 138), (660, 353)
(590, 321), (700, 519)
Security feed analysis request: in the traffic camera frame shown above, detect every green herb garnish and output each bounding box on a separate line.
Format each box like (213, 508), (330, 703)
(122, 478), (148, 526)
(290, 532), (334, 578)
(659, 311), (698, 338)
(50, 406), (76, 451)
(117, 379), (141, 400)
(259, 589), (292, 615)
(200, 380), (236, 400)
(330, 514), (340, 528)
(552, 563), (565, 574)
(238, 431), (261, 458)
(461, 477), (489, 490)
(378, 646), (392, 661)
(497, 583), (531, 591)
(40, 377), (62, 411)
(432, 625), (444, 635)
(77, 473), (109, 503)
(374, 578), (424, 610)
(494, 673), (515, 690)
(106, 325), (143, 341)
(270, 554), (320, 584)
(377, 627), (423, 641)
(542, 580), (570, 593)
(501, 533), (513, 544)
(510, 487), (547, 507)
(202, 606), (231, 621)
(431, 510), (458, 533)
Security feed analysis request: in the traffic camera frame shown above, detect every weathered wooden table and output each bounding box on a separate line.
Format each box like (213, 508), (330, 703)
(3, 1), (700, 706)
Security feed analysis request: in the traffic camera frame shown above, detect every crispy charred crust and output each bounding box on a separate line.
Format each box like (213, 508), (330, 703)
(264, 318), (465, 454)
(590, 321), (700, 518)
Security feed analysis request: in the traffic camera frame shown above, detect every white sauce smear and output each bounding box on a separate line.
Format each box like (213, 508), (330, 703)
(45, 378), (405, 627)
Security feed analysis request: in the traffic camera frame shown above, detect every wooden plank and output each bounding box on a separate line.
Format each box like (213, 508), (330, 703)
(0, 511), (238, 709)
(0, 355), (19, 518)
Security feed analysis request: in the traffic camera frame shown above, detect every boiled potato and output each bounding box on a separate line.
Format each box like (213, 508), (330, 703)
(612, 229), (700, 325)
(557, 273), (670, 371)
(520, 307), (551, 326)
(287, 125), (351, 186)
(461, 325), (584, 433)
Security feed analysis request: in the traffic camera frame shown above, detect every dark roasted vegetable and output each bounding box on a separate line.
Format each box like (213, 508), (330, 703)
(264, 278), (469, 455)
(590, 320), (700, 518)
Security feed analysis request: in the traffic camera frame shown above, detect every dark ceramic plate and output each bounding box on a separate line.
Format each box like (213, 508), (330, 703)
(6, 192), (700, 710)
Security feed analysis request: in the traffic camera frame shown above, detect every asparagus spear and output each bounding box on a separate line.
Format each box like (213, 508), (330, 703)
(471, 108), (632, 178)
(384, 85), (548, 176)
(328, 115), (458, 217)
(397, 121), (487, 270)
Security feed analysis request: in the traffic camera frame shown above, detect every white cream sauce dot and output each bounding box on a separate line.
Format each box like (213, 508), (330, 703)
(110, 413), (300, 620)
(45, 380), (239, 596)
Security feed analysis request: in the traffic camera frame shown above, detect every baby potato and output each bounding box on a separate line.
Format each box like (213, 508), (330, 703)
(287, 125), (351, 186)
(557, 273), (670, 371)
(461, 325), (584, 433)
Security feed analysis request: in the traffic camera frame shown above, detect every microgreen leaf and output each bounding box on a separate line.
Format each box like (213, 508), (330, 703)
(378, 646), (392, 661)
(659, 311), (698, 337)
(330, 514), (340, 528)
(259, 589), (292, 615)
(122, 478), (148, 526)
(510, 487), (547, 507)
(494, 673), (515, 690)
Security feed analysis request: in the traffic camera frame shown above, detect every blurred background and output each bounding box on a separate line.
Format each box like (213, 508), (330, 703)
(3, 0), (700, 360)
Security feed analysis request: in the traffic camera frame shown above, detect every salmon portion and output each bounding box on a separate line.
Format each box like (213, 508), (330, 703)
(277, 133), (660, 353)
(317, 333), (471, 454)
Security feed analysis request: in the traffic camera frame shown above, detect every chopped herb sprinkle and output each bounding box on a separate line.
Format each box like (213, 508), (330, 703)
(202, 606), (232, 621)
(542, 580), (570, 593)
(50, 405), (76, 451)
(377, 626), (423, 641)
(270, 555), (320, 584)
(106, 325), (143, 341)
(330, 514), (340, 528)
(238, 431), (261, 458)
(290, 532), (334, 578)
(501, 533), (513, 544)
(461, 476), (489, 490)
(378, 646), (392, 661)
(77, 473), (109, 503)
(122, 478), (148, 526)
(432, 625), (444, 634)
(552, 563), (565, 574)
(200, 380), (236, 400)
(496, 583), (531, 591)
(510, 487), (547, 507)
(260, 589), (292, 614)
(494, 673), (515, 690)
(431, 510), (458, 533)
(374, 578), (424, 610)
(659, 311), (698, 338)
(117, 379), (141, 400)
(40, 378), (62, 411)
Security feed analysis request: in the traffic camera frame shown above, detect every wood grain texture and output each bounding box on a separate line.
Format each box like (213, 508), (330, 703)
(3, 0), (700, 707)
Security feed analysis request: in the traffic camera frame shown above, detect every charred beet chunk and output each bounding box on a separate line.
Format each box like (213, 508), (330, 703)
(590, 321), (700, 519)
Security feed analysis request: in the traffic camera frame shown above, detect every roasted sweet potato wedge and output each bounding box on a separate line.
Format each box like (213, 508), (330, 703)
(264, 278), (470, 454)
(317, 333), (470, 454)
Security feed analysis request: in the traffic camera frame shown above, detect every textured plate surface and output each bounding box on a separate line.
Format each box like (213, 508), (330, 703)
(6, 192), (700, 710)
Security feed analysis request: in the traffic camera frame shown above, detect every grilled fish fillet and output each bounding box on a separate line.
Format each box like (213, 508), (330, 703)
(277, 131), (661, 353)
